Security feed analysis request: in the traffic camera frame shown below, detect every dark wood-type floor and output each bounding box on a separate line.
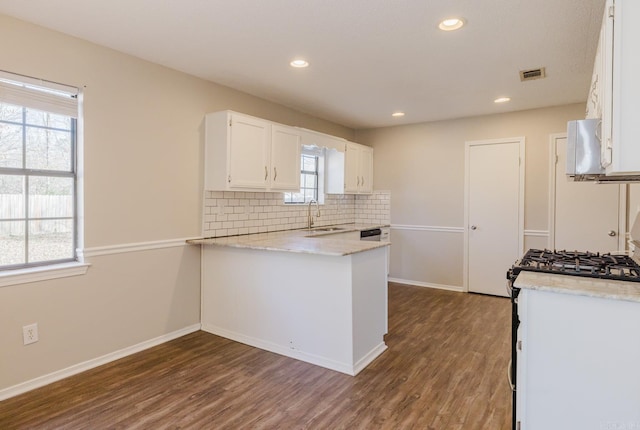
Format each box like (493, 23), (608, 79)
(0, 283), (511, 430)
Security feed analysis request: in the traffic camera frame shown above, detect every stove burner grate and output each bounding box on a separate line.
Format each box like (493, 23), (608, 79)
(508, 249), (640, 283)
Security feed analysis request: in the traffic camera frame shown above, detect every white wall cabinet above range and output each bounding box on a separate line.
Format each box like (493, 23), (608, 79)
(327, 142), (374, 194)
(590, 0), (640, 176)
(585, 4), (607, 121)
(204, 111), (301, 192)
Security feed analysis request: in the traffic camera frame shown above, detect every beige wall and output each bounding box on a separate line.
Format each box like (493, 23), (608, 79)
(355, 104), (585, 288)
(0, 13), (353, 394)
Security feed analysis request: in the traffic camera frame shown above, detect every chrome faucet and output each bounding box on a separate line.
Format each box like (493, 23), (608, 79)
(307, 199), (320, 229)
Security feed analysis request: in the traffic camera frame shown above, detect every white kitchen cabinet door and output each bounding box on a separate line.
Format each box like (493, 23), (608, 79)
(359, 145), (373, 193)
(585, 18), (604, 119)
(204, 111), (271, 191)
(228, 113), (271, 189)
(600, 0), (614, 168)
(341, 142), (373, 194)
(517, 288), (640, 430)
(344, 142), (361, 193)
(270, 125), (301, 191)
(599, 0), (640, 175)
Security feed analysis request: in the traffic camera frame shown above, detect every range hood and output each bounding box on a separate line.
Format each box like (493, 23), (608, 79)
(566, 119), (640, 183)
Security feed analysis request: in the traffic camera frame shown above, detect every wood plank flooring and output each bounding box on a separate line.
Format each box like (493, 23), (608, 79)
(0, 283), (512, 429)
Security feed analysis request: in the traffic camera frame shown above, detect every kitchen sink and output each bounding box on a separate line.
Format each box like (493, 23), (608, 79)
(311, 227), (347, 232)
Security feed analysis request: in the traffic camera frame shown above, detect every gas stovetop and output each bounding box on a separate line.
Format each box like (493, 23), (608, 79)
(508, 248), (640, 283)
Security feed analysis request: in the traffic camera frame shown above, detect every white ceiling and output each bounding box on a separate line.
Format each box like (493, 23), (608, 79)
(0, 0), (606, 129)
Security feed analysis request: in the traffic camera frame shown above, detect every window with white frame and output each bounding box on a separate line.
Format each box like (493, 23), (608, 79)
(284, 146), (324, 204)
(0, 71), (80, 270)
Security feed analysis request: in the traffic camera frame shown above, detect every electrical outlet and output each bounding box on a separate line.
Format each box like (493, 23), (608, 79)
(23, 323), (38, 345)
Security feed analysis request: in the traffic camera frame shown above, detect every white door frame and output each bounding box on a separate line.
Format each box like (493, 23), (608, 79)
(463, 137), (525, 293)
(548, 133), (627, 251)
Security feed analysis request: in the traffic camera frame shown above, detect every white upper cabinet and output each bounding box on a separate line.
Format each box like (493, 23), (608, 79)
(598, 0), (640, 175)
(204, 111), (301, 192)
(344, 142), (360, 193)
(327, 141), (374, 194)
(358, 145), (374, 194)
(585, 14), (605, 120)
(270, 124), (301, 191)
(227, 113), (271, 189)
(345, 142), (374, 194)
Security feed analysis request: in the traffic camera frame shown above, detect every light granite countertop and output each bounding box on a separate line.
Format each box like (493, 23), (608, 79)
(186, 223), (390, 257)
(514, 270), (640, 303)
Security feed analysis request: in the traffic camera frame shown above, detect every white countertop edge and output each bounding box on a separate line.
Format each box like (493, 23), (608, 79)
(201, 239), (390, 257)
(186, 223), (391, 256)
(514, 271), (640, 303)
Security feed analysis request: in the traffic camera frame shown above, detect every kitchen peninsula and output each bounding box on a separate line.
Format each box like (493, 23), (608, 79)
(188, 225), (390, 376)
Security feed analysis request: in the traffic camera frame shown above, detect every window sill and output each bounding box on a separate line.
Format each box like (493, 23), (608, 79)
(0, 262), (90, 288)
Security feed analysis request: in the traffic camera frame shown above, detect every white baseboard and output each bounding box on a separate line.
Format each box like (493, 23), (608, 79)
(388, 277), (464, 292)
(0, 323), (201, 401)
(201, 323), (385, 376)
(353, 343), (388, 375)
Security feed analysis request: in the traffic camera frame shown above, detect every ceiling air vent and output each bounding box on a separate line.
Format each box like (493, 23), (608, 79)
(520, 67), (546, 81)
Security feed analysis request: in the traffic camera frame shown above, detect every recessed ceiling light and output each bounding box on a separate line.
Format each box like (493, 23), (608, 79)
(290, 59), (309, 68)
(438, 17), (465, 31)
(392, 112), (405, 117)
(494, 97), (511, 104)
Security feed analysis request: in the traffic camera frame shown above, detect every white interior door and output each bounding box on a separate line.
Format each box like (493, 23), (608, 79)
(552, 135), (622, 252)
(466, 138), (524, 297)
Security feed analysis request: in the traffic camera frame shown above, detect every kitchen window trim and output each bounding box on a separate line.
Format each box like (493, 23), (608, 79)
(0, 261), (90, 288)
(284, 146), (325, 205)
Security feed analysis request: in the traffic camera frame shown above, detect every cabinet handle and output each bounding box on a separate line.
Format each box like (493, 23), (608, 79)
(228, 175), (231, 183)
(273, 167), (277, 181)
(507, 359), (515, 391)
(357, 176), (360, 187)
(361, 176), (364, 186)
(264, 166), (268, 181)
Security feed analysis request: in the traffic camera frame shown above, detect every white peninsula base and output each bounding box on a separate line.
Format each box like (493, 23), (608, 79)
(201, 245), (388, 375)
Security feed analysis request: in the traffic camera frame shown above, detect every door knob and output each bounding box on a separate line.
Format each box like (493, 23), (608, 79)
(608, 230), (616, 237)
(470, 225), (477, 230)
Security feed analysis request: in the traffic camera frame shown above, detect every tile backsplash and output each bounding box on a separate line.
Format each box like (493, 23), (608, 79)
(202, 190), (390, 237)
